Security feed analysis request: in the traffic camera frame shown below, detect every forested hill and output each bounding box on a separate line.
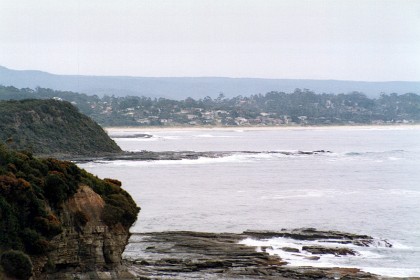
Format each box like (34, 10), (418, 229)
(1, 65), (420, 99)
(1, 86), (419, 127)
(0, 99), (122, 156)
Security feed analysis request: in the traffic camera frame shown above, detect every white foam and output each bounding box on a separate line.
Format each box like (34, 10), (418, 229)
(195, 134), (215, 138)
(388, 189), (420, 198)
(87, 152), (315, 167)
(84, 154), (256, 167)
(194, 134), (236, 138)
(361, 267), (420, 278)
(260, 191), (325, 200)
(160, 135), (182, 140)
(388, 156), (402, 161)
(239, 236), (419, 277)
(115, 137), (158, 142)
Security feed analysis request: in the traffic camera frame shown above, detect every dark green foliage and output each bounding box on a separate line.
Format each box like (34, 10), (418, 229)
(44, 173), (67, 205)
(104, 193), (139, 227)
(0, 144), (65, 253)
(0, 196), (21, 250)
(21, 228), (49, 255)
(102, 204), (125, 226)
(0, 97), (121, 156)
(0, 250), (33, 280)
(33, 215), (62, 238)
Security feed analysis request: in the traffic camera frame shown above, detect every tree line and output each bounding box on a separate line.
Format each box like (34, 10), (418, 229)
(1, 85), (419, 126)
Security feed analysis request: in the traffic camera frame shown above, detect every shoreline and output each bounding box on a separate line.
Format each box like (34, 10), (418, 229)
(123, 229), (413, 279)
(105, 123), (420, 133)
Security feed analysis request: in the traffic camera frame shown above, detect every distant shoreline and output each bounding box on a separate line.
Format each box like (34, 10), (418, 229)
(105, 124), (420, 133)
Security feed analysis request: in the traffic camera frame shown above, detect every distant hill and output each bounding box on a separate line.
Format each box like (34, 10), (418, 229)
(1, 66), (419, 99)
(0, 99), (122, 156)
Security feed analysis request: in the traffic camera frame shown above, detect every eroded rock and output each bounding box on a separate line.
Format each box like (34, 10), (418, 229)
(34, 185), (137, 279)
(302, 245), (357, 256)
(124, 231), (380, 279)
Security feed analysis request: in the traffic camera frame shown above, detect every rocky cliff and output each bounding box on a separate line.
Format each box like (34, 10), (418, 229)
(35, 185), (137, 279)
(0, 144), (139, 279)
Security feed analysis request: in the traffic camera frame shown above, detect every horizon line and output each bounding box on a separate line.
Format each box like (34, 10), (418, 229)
(1, 65), (419, 83)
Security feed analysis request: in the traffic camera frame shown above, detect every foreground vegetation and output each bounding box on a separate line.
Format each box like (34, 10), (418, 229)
(0, 143), (139, 278)
(1, 85), (419, 126)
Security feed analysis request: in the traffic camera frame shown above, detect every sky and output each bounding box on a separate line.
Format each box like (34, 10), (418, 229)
(0, 0), (419, 81)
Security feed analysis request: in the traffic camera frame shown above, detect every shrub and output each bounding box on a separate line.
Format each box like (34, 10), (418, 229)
(33, 214), (62, 238)
(104, 178), (122, 187)
(105, 193), (139, 227)
(102, 204), (124, 226)
(44, 173), (67, 205)
(0, 250), (33, 280)
(21, 228), (49, 255)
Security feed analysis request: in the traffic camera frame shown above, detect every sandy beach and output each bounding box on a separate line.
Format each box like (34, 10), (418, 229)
(105, 124), (420, 134)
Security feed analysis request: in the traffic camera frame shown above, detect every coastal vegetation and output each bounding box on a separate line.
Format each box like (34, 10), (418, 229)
(0, 143), (139, 278)
(1, 85), (419, 127)
(0, 98), (122, 156)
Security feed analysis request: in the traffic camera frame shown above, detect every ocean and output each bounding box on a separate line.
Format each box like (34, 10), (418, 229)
(78, 126), (420, 277)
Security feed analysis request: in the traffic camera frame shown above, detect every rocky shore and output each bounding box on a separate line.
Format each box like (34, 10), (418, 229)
(70, 150), (331, 163)
(122, 229), (392, 280)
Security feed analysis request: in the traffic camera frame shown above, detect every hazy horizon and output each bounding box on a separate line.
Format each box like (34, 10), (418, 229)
(3, 65), (420, 83)
(1, 1), (420, 81)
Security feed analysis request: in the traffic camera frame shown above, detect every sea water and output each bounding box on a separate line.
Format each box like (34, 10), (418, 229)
(78, 126), (420, 277)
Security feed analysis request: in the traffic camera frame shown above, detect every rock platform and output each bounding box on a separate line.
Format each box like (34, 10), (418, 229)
(123, 229), (385, 279)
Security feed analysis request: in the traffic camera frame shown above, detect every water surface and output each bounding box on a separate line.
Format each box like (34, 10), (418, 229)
(79, 126), (420, 277)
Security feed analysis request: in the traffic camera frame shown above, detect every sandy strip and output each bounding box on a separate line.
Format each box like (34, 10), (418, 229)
(105, 124), (420, 133)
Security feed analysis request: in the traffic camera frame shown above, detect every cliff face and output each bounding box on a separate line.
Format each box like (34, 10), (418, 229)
(36, 186), (135, 279)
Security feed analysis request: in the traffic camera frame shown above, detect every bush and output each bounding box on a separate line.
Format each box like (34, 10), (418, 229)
(105, 193), (139, 227)
(104, 178), (122, 187)
(21, 228), (49, 255)
(44, 173), (67, 205)
(0, 250), (33, 280)
(33, 214), (62, 238)
(102, 204), (124, 226)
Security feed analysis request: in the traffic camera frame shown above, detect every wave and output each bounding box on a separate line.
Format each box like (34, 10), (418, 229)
(361, 267), (420, 278)
(326, 150), (410, 163)
(344, 150), (405, 156)
(240, 236), (418, 277)
(260, 191), (326, 200)
(194, 134), (237, 138)
(85, 154), (256, 167)
(116, 137), (159, 142)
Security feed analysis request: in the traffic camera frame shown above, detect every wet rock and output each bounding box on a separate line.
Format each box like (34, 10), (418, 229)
(281, 247), (300, 253)
(302, 245), (357, 256)
(243, 228), (375, 247)
(124, 231), (379, 279)
(70, 150), (333, 163)
(111, 133), (153, 138)
(304, 256), (321, 260)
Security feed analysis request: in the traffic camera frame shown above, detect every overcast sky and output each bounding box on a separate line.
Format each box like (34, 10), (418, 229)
(1, 0), (419, 81)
